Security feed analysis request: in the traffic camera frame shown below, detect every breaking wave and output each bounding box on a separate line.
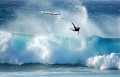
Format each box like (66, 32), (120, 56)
(0, 31), (120, 70)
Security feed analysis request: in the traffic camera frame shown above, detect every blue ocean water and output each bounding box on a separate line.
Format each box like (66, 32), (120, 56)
(0, 0), (120, 77)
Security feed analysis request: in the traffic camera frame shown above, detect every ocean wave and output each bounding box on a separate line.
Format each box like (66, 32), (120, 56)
(0, 31), (120, 66)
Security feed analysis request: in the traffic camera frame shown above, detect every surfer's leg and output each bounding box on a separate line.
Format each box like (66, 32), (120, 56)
(71, 22), (76, 30)
(73, 25), (76, 30)
(77, 31), (79, 35)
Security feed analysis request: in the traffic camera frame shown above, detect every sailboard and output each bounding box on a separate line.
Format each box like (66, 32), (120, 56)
(39, 10), (64, 19)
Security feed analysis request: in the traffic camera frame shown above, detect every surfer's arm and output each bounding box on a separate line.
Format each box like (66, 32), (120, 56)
(70, 28), (75, 31)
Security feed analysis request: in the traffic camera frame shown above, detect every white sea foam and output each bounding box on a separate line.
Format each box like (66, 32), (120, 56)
(87, 53), (120, 70)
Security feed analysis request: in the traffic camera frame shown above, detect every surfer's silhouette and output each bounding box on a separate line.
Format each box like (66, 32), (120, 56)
(70, 22), (80, 35)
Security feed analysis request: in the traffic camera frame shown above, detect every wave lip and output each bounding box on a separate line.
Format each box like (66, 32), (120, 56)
(86, 53), (120, 70)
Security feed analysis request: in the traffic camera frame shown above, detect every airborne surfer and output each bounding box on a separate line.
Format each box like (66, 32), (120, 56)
(70, 22), (80, 35)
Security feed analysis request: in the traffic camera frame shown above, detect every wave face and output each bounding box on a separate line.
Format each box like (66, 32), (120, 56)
(0, 0), (120, 70)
